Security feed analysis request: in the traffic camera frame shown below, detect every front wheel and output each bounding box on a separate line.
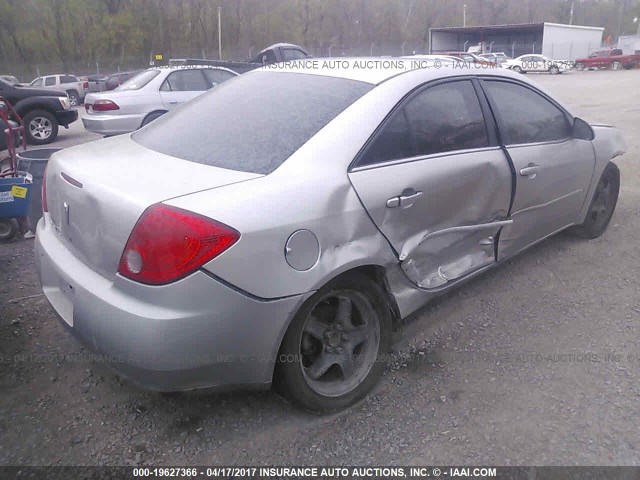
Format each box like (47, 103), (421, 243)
(512, 66), (523, 74)
(23, 110), (59, 145)
(575, 62), (585, 71)
(549, 65), (560, 75)
(612, 61), (622, 70)
(275, 274), (392, 412)
(567, 162), (620, 239)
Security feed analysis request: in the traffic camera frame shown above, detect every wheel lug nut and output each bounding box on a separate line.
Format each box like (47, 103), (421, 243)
(336, 347), (343, 353)
(342, 334), (349, 341)
(325, 346), (333, 353)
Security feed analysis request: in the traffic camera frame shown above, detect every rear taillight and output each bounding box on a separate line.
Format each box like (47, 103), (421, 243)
(42, 164), (49, 212)
(92, 99), (119, 112)
(118, 204), (239, 285)
(83, 81), (89, 89)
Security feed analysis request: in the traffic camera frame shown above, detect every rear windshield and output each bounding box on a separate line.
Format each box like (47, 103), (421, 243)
(117, 70), (159, 91)
(133, 71), (373, 174)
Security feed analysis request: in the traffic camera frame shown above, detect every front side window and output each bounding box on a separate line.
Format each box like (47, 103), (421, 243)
(31, 78), (43, 87)
(160, 70), (208, 92)
(483, 80), (571, 145)
(359, 80), (488, 166)
(117, 70), (160, 91)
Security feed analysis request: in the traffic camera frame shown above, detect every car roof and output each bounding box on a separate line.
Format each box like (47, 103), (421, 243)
(255, 57), (526, 85)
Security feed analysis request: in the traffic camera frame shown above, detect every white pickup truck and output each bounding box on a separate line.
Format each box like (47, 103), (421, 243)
(29, 74), (87, 106)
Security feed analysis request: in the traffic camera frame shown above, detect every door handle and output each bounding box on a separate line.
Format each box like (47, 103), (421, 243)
(168, 100), (178, 104)
(386, 190), (423, 208)
(519, 164), (541, 178)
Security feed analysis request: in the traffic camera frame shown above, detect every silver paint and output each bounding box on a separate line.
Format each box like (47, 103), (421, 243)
(36, 62), (627, 391)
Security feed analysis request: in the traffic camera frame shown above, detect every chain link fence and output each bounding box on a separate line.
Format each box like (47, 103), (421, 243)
(1, 41), (621, 83)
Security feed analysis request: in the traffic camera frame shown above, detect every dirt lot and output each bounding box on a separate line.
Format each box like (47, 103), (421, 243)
(1, 70), (640, 467)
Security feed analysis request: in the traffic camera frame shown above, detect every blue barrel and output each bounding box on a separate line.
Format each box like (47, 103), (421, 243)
(17, 148), (60, 232)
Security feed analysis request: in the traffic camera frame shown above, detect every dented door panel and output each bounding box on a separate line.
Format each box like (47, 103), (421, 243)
(348, 148), (512, 289)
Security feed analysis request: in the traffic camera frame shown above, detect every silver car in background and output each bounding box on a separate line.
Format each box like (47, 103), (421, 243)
(36, 61), (625, 412)
(82, 66), (238, 135)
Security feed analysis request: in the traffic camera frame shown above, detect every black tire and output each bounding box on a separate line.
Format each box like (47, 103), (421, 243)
(575, 62), (585, 71)
(0, 218), (19, 242)
(23, 110), (59, 145)
(67, 90), (80, 107)
(275, 273), (392, 413)
(567, 162), (620, 239)
(512, 66), (523, 74)
(549, 65), (560, 75)
(140, 111), (166, 128)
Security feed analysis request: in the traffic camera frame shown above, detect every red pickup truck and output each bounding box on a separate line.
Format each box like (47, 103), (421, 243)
(575, 48), (640, 71)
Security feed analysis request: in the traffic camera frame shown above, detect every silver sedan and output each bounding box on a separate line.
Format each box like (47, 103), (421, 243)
(36, 61), (626, 412)
(82, 66), (238, 135)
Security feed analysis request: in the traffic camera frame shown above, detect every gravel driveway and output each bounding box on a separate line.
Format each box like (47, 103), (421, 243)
(1, 70), (639, 466)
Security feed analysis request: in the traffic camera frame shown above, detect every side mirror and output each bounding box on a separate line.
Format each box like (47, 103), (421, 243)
(572, 117), (594, 141)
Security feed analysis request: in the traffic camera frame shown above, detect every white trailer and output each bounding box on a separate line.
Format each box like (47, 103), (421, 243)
(430, 22), (604, 61)
(617, 35), (640, 54)
(542, 23), (604, 60)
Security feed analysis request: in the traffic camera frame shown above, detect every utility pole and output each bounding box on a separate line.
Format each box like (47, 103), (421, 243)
(569, 1), (575, 25)
(463, 4), (467, 27)
(218, 6), (222, 60)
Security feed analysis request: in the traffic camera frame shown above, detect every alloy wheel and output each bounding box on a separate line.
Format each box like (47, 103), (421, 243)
(29, 117), (53, 140)
(299, 290), (380, 398)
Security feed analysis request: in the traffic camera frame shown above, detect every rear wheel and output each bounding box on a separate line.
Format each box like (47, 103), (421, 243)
(0, 218), (19, 243)
(612, 61), (622, 70)
(23, 110), (59, 145)
(549, 65), (560, 75)
(275, 274), (392, 412)
(567, 162), (620, 239)
(140, 111), (166, 128)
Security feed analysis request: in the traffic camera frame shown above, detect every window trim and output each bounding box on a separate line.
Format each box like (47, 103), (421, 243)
(477, 77), (574, 148)
(349, 77), (496, 171)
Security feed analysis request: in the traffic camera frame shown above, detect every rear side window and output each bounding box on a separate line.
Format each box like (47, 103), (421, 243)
(160, 70), (208, 92)
(483, 80), (571, 145)
(282, 49), (309, 61)
(359, 80), (488, 166)
(61, 75), (77, 83)
(134, 72), (373, 174)
(202, 69), (236, 87)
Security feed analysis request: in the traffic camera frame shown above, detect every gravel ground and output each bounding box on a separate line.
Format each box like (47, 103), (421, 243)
(1, 70), (640, 467)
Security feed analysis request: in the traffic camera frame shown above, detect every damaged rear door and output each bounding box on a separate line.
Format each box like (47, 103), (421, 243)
(348, 78), (513, 289)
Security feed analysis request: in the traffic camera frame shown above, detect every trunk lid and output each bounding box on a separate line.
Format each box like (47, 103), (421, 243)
(46, 135), (261, 279)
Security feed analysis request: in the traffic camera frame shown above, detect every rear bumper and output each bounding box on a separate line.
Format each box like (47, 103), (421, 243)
(82, 113), (144, 135)
(35, 216), (304, 391)
(55, 109), (78, 127)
